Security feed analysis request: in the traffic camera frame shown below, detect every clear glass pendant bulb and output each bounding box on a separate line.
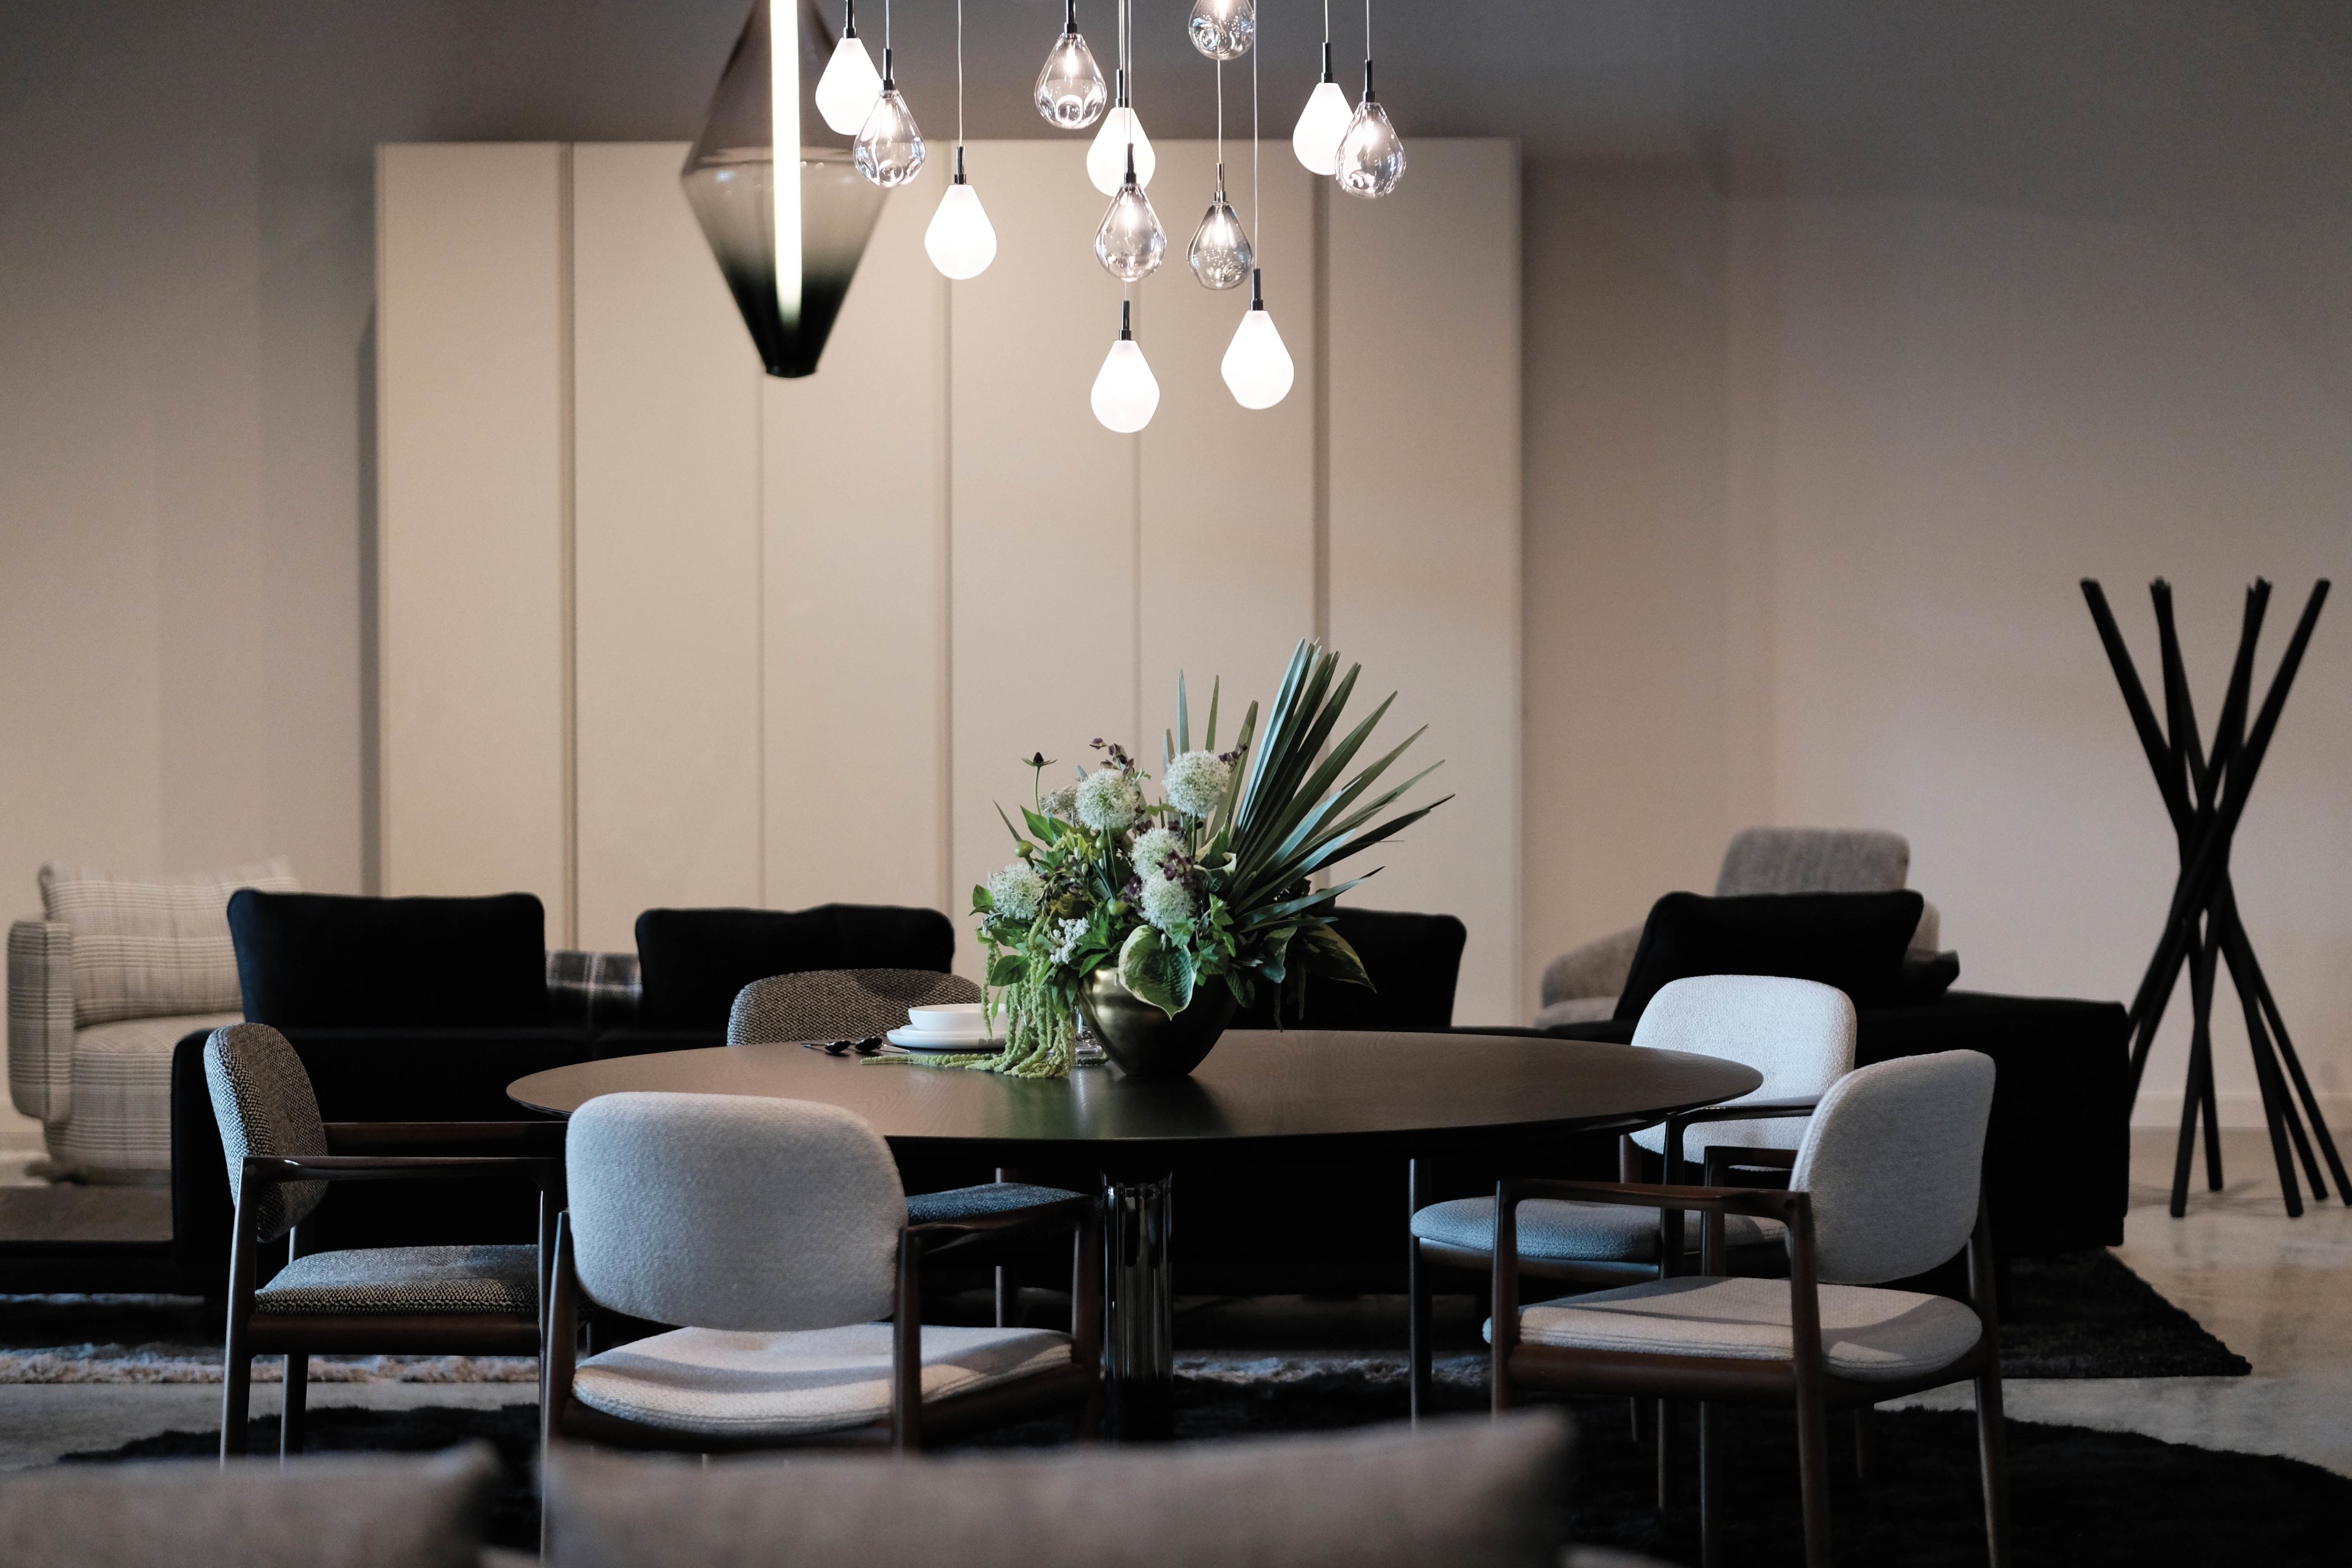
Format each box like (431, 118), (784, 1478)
(1087, 102), (1155, 194)
(1222, 273), (1294, 409)
(854, 58), (925, 188)
(1092, 306), (1160, 432)
(815, 31), (883, 135)
(1187, 0), (1256, 60)
(1094, 156), (1165, 281)
(1291, 78), (1352, 176)
(1035, 6), (1108, 128)
(1334, 65), (1405, 199)
(1188, 164), (1252, 290)
(925, 166), (997, 279)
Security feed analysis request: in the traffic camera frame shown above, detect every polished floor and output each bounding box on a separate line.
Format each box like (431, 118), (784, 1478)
(1, 1126), (2346, 1475)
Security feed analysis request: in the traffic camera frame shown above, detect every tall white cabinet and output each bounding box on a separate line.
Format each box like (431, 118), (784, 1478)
(375, 138), (1523, 1022)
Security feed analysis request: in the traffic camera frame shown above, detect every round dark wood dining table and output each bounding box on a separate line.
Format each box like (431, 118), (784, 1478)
(509, 1029), (1762, 1438)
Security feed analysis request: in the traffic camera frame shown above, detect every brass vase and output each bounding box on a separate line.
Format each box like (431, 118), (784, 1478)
(1079, 967), (1237, 1079)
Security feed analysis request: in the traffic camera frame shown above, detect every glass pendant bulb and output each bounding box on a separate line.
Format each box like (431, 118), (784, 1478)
(1291, 43), (1353, 176)
(1093, 146), (1165, 281)
(813, 2), (883, 135)
(1221, 270), (1295, 409)
(925, 149), (997, 279)
(1092, 301), (1160, 432)
(681, 0), (887, 379)
(854, 48), (925, 187)
(1187, 163), (1253, 290)
(1333, 59), (1404, 198)
(1035, 0), (1109, 127)
(1086, 72), (1155, 194)
(1187, 0), (1256, 60)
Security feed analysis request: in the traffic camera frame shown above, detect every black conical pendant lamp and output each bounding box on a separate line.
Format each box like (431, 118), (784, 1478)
(684, 1), (889, 377)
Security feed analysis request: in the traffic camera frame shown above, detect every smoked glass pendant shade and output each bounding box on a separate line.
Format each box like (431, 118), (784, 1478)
(1035, 2), (1109, 127)
(1188, 164), (1252, 290)
(1187, 0), (1256, 59)
(682, 0), (887, 378)
(1095, 151), (1166, 282)
(1333, 61), (1406, 199)
(854, 59), (927, 187)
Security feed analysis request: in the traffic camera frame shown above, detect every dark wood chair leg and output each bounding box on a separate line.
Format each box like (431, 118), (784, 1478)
(1698, 1401), (1721, 1568)
(1794, 1382), (1832, 1568)
(1656, 1400), (1674, 1509)
(1628, 1396), (1645, 1441)
(1408, 1237), (1433, 1425)
(220, 1344), (251, 1460)
(1975, 1370), (2012, 1568)
(280, 1353), (307, 1458)
(995, 1266), (1016, 1329)
(1854, 1404), (1875, 1482)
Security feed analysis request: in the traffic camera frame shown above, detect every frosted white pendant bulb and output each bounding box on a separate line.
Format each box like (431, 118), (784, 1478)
(1221, 271), (1294, 409)
(1188, 163), (1252, 290)
(1035, 0), (1109, 127)
(1094, 148), (1166, 281)
(854, 50), (926, 187)
(1188, 0), (1256, 60)
(1291, 47), (1353, 176)
(1087, 74), (1155, 194)
(925, 153), (997, 279)
(815, 9), (884, 136)
(1333, 61), (1404, 198)
(1092, 303), (1160, 432)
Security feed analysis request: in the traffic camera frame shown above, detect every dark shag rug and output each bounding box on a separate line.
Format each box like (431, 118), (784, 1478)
(2000, 1250), (2249, 1378)
(66, 1374), (2346, 1565)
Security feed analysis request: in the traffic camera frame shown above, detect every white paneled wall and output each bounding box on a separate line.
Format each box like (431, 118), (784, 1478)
(377, 140), (1519, 1018)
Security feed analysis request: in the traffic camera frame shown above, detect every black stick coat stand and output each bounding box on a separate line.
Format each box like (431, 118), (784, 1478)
(2083, 578), (2343, 1217)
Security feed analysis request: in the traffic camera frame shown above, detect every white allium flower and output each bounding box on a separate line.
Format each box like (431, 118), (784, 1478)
(1163, 749), (1233, 818)
(1140, 874), (1196, 932)
(1076, 768), (1141, 832)
(1131, 826), (1185, 880)
(1049, 917), (1090, 965)
(1040, 783), (1080, 820)
(986, 861), (1046, 923)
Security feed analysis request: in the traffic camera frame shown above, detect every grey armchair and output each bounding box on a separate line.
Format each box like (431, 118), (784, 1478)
(1536, 828), (1939, 1028)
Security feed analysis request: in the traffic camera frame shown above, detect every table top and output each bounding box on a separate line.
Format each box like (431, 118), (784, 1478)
(507, 1031), (1762, 1167)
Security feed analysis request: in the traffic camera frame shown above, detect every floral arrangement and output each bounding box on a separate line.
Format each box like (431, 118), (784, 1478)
(903, 639), (1447, 1078)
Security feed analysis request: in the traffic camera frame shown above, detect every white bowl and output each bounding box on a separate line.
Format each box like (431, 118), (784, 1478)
(907, 1002), (986, 1033)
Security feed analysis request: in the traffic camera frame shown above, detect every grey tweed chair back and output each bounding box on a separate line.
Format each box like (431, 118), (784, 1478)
(565, 1091), (906, 1331)
(1791, 1049), (1996, 1284)
(203, 1022), (329, 1242)
(1715, 827), (1910, 897)
(727, 968), (982, 1047)
(1627, 975), (1855, 1158)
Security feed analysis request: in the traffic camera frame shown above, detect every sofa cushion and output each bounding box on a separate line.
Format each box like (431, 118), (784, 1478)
(633, 906), (955, 1030)
(59, 1011), (243, 1174)
(0, 1442), (495, 1568)
(38, 858), (299, 1027)
(1615, 891), (1923, 1020)
(228, 892), (549, 1028)
(541, 1411), (1569, 1568)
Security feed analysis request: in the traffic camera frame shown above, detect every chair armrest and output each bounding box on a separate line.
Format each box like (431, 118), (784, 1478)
(1662, 1095), (1820, 1184)
(1502, 1177), (1801, 1224)
(323, 1120), (566, 1153)
(7, 920), (75, 1125)
(1540, 924), (1642, 1006)
(245, 1153), (562, 1188)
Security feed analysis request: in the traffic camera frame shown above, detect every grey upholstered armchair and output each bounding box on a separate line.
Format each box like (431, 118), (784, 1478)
(1534, 828), (1941, 1029)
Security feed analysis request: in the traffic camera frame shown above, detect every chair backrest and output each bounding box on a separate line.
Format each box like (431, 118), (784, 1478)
(1715, 828), (1910, 898)
(1792, 1050), (1996, 1284)
(633, 905), (957, 1030)
(1626, 975), (1856, 1157)
(728, 968), (982, 1047)
(565, 1091), (906, 1330)
(203, 1022), (328, 1242)
(1231, 907), (1468, 1030)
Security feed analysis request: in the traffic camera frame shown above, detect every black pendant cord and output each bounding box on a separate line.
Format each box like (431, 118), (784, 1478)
(2082, 576), (2343, 1218)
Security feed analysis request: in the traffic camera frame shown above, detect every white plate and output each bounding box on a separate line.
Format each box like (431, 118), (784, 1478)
(884, 1027), (1003, 1053)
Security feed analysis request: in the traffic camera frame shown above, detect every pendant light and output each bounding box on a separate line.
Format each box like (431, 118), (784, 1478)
(1035, 0), (1109, 127)
(853, 2), (925, 187)
(1092, 301), (1160, 432)
(1094, 145), (1165, 281)
(924, 4), (994, 281)
(1290, 2), (1351, 175)
(813, 1), (883, 135)
(1086, 2), (1154, 193)
(1187, 0), (1256, 60)
(1224, 15), (1292, 407)
(1189, 70), (1251, 289)
(682, 0), (886, 378)
(1333, 1), (1404, 198)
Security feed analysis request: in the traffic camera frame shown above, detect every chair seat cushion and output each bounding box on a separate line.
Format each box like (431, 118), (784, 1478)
(573, 1323), (1073, 1438)
(1412, 1197), (1781, 1264)
(255, 1243), (540, 1316)
(1506, 1275), (1983, 1382)
(907, 1183), (1079, 1224)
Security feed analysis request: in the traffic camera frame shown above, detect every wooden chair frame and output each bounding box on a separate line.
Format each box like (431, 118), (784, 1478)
(1490, 1167), (2010, 1568)
(543, 1193), (1103, 1454)
(221, 1121), (565, 1461)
